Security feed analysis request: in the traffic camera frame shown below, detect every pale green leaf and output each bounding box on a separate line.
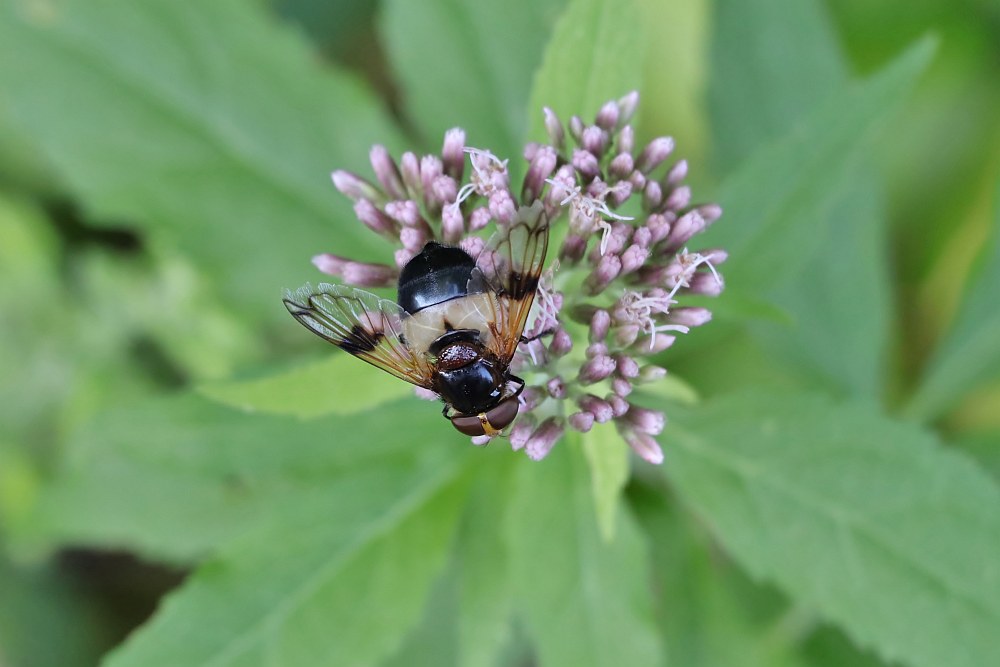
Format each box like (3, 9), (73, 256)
(905, 180), (1000, 422)
(0, 0), (403, 325)
(635, 0), (711, 162)
(506, 445), (662, 667)
(527, 0), (643, 142)
(198, 353), (413, 419)
(103, 443), (469, 667)
(667, 390), (1000, 667)
(381, 0), (564, 160)
(701, 37), (935, 291)
(455, 458), (517, 667)
(579, 428), (629, 540)
(14, 394), (461, 562)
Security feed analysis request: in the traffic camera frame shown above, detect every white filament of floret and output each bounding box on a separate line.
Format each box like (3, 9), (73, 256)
(665, 248), (722, 301)
(451, 147), (509, 213)
(544, 178), (633, 254)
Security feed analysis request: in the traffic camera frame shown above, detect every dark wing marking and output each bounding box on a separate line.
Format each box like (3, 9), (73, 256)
(473, 201), (550, 363)
(283, 282), (434, 387)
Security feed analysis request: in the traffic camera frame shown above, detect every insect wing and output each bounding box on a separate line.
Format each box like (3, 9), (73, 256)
(474, 201), (550, 362)
(283, 283), (433, 387)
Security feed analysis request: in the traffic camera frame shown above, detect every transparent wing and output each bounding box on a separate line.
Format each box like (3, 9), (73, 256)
(473, 201), (550, 363)
(283, 282), (434, 387)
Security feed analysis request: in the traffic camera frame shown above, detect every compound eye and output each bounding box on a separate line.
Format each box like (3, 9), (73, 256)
(484, 396), (520, 432)
(450, 414), (486, 437)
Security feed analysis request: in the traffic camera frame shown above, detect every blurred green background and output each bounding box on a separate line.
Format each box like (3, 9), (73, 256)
(1, 0), (999, 666)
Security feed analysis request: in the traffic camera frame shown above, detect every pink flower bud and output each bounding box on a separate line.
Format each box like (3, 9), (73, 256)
(643, 181), (663, 211)
(400, 151), (421, 197)
(625, 430), (664, 465)
(341, 261), (397, 287)
(432, 175), (459, 208)
(568, 411), (595, 433)
(618, 91), (640, 125)
(578, 395), (613, 423)
(619, 124), (635, 154)
(525, 417), (564, 461)
(627, 406), (665, 436)
(579, 354), (616, 384)
(442, 128), (465, 180)
(331, 170), (380, 201)
(595, 100), (619, 129)
(369, 145), (405, 198)
(543, 107), (565, 150)
(546, 376), (567, 399)
(590, 310), (611, 343)
(607, 393), (629, 417)
(665, 159), (688, 186)
(620, 244), (650, 274)
(311, 253), (348, 276)
(612, 377), (632, 397)
(469, 207), (492, 232)
(609, 153), (634, 181)
(509, 416), (536, 451)
(441, 204), (465, 244)
(615, 355), (640, 378)
(668, 307), (712, 328)
(582, 125), (607, 156)
(354, 199), (397, 238)
(559, 234), (588, 263)
(548, 328), (573, 357)
(636, 137), (675, 174)
(572, 149), (600, 181)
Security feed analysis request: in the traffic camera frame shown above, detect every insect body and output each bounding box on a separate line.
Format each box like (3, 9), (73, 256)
(283, 202), (549, 437)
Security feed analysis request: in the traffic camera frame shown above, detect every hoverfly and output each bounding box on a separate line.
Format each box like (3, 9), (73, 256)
(283, 202), (549, 437)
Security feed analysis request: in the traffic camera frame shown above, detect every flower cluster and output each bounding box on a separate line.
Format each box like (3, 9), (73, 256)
(318, 92), (725, 464)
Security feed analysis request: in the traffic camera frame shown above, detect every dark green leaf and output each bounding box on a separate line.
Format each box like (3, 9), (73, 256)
(667, 390), (1000, 667)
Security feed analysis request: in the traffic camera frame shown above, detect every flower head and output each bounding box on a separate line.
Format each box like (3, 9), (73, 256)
(314, 92), (726, 464)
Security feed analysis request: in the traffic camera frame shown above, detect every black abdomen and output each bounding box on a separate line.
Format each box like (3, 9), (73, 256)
(397, 242), (479, 314)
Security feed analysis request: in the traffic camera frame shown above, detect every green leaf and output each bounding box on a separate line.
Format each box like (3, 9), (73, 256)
(103, 437), (469, 667)
(455, 457), (516, 667)
(0, 558), (113, 667)
(753, 177), (890, 400)
(198, 353), (413, 419)
(708, 0), (847, 171)
(579, 428), (629, 540)
(0, 1), (403, 326)
(904, 180), (1000, 422)
(506, 445), (663, 667)
(15, 394), (463, 562)
(527, 0), (643, 142)
(635, 0), (711, 162)
(706, 0), (891, 399)
(701, 37), (935, 292)
(667, 390), (1000, 667)
(381, 0), (565, 160)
